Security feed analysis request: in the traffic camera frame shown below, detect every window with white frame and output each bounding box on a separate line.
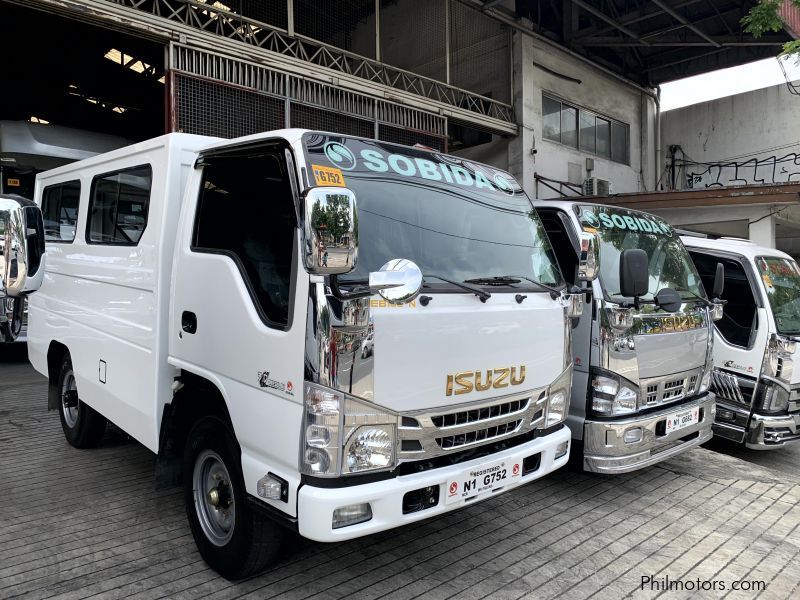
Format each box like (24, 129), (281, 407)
(542, 94), (630, 165)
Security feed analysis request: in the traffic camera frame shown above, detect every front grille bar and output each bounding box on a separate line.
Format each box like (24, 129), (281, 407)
(397, 387), (548, 462)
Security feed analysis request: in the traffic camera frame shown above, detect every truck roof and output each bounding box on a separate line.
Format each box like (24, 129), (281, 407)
(534, 199), (670, 221)
(680, 235), (794, 261)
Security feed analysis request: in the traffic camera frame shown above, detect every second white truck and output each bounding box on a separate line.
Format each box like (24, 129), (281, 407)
(22, 130), (579, 578)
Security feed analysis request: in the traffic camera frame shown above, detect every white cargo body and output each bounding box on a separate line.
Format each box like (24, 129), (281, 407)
(26, 130), (575, 579)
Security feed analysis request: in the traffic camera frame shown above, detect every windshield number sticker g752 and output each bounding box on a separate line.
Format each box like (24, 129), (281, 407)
(311, 164), (346, 187)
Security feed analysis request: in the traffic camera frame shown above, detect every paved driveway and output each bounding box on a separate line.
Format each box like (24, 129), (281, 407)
(2, 346), (799, 600)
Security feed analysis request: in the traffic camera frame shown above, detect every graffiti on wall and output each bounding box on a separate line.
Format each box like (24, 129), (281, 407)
(686, 152), (800, 188)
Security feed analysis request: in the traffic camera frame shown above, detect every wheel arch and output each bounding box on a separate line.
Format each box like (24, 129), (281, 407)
(155, 369), (236, 489)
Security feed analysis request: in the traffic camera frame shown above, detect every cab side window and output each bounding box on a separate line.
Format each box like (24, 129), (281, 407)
(690, 251), (758, 348)
(42, 180), (81, 243)
(87, 165), (152, 245)
(193, 153), (295, 328)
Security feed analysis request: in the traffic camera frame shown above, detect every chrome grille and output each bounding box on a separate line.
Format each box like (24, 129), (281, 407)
(710, 370), (745, 403)
(640, 367), (704, 408)
(431, 399), (529, 428)
(397, 387), (548, 461)
(437, 420), (523, 450)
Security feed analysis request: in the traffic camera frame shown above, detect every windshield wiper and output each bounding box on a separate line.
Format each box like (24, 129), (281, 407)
(464, 275), (563, 298)
(334, 274), (491, 302)
(425, 274), (491, 302)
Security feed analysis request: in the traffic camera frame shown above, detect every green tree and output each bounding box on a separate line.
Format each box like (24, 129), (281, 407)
(743, 0), (800, 56)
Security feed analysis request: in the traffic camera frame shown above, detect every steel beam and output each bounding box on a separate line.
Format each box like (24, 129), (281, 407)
(650, 0), (720, 47)
(569, 0), (649, 45)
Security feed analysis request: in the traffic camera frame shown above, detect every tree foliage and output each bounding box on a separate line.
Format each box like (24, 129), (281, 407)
(743, 0), (800, 56)
(310, 195), (352, 243)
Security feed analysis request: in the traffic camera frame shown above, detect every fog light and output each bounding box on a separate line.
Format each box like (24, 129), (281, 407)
(257, 473), (288, 502)
(555, 440), (569, 459)
(332, 503), (373, 529)
(623, 427), (643, 444)
(717, 408), (734, 421)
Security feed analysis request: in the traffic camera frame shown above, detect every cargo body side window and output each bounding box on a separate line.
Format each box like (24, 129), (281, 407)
(41, 180), (81, 243)
(87, 165), (152, 245)
(192, 153), (295, 329)
(690, 251), (758, 348)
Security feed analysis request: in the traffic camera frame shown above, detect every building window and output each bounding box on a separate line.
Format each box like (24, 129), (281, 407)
(42, 180), (81, 243)
(542, 93), (630, 165)
(87, 165), (152, 245)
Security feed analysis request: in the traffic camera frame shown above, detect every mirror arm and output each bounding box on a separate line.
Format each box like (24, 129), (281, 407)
(329, 275), (370, 301)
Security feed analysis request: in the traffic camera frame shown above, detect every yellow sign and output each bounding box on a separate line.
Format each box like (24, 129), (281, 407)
(7, 178), (20, 187)
(311, 164), (346, 187)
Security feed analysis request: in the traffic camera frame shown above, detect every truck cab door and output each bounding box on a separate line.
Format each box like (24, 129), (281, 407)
(688, 250), (767, 404)
(169, 143), (308, 506)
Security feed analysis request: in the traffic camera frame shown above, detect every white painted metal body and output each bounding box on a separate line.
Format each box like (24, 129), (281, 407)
(28, 130), (571, 540)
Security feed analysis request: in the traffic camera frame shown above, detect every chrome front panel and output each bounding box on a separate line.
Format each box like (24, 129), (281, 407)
(593, 298), (712, 408)
(397, 386), (549, 462)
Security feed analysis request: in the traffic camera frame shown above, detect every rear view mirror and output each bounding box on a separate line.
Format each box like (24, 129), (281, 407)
(619, 249), (648, 298)
(577, 232), (598, 281)
(302, 187), (358, 276)
(1, 194), (46, 298)
(712, 262), (725, 299)
(369, 258), (423, 305)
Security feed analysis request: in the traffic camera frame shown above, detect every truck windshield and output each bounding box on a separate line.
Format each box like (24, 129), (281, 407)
(756, 256), (800, 335)
(575, 205), (704, 303)
(302, 133), (562, 289)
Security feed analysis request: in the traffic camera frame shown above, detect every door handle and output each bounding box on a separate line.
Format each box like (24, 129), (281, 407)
(182, 311), (197, 334)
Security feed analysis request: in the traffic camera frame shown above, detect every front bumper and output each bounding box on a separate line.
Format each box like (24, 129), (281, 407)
(583, 392), (715, 474)
(296, 424), (571, 542)
(745, 411), (800, 449)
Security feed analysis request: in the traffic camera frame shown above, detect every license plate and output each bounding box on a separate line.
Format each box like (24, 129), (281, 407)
(664, 406), (700, 435)
(445, 458), (522, 505)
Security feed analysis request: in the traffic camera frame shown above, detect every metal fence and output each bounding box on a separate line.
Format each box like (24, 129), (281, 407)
(170, 44), (448, 149)
(106, 0), (515, 127)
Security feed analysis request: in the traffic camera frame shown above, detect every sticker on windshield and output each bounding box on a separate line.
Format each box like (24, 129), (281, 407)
(579, 207), (672, 236)
(311, 164), (346, 187)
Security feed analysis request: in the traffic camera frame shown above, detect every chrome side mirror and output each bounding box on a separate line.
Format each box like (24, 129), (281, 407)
(577, 232), (598, 281)
(1, 195), (46, 298)
(303, 187), (357, 276)
(369, 259), (423, 305)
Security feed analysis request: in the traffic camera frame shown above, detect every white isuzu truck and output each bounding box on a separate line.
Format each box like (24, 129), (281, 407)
(534, 202), (722, 473)
(683, 236), (800, 448)
(19, 130), (578, 579)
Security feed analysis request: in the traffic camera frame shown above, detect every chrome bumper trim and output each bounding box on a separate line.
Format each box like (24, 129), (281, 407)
(583, 392), (715, 474)
(745, 411), (800, 449)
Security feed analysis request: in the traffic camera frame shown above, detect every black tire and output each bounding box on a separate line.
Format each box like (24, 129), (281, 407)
(57, 355), (107, 448)
(183, 415), (284, 580)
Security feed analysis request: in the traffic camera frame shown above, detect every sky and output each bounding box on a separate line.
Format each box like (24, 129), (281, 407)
(660, 56), (800, 112)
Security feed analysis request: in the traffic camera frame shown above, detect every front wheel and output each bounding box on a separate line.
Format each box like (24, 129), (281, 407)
(183, 415), (285, 580)
(57, 355), (107, 448)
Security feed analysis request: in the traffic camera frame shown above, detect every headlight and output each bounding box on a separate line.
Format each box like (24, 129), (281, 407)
(590, 369), (639, 416)
(698, 368), (712, 394)
(545, 365), (572, 427)
(757, 381), (790, 413)
(344, 425), (394, 473)
(302, 382), (397, 476)
(763, 335), (796, 383)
